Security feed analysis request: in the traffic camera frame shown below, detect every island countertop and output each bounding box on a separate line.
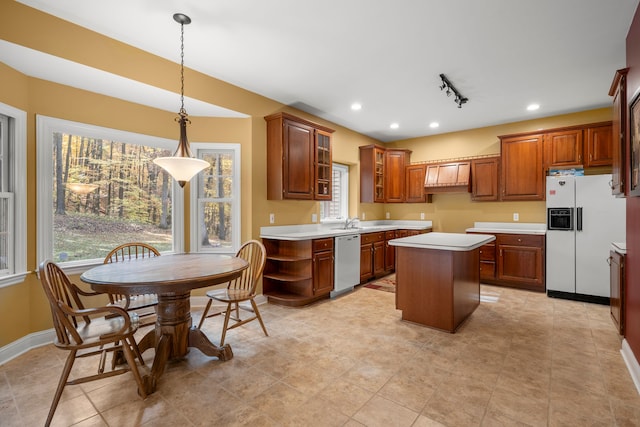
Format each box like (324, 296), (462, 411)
(389, 232), (495, 251)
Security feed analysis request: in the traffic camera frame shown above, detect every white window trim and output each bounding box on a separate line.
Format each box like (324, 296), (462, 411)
(36, 115), (184, 275)
(321, 163), (349, 223)
(189, 143), (241, 255)
(0, 102), (27, 288)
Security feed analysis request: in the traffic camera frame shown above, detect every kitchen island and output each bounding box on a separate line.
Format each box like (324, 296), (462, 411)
(389, 232), (495, 332)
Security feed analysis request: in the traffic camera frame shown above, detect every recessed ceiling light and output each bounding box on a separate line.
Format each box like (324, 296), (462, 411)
(527, 103), (540, 111)
(390, 123), (399, 129)
(351, 103), (362, 111)
(429, 122), (439, 128)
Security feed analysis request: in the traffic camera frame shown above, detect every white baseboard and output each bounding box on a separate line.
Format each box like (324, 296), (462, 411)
(621, 339), (640, 395)
(0, 329), (55, 366)
(1, 295), (269, 366)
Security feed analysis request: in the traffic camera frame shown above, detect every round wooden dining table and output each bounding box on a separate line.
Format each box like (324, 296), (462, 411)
(80, 253), (248, 394)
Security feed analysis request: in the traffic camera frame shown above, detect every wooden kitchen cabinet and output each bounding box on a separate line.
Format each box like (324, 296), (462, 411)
(262, 237), (333, 307)
(384, 149), (411, 202)
(584, 123), (613, 168)
(384, 230), (396, 272)
(405, 164), (431, 203)
(360, 231), (385, 283)
(312, 238), (334, 296)
(424, 161), (471, 194)
(467, 232), (545, 291)
(496, 234), (545, 291)
(544, 129), (583, 167)
(499, 133), (545, 201)
(265, 112), (334, 200)
(610, 249), (625, 335)
(360, 145), (386, 203)
(471, 156), (500, 201)
(609, 68), (629, 196)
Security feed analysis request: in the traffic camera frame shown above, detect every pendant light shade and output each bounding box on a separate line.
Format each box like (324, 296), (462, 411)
(153, 13), (209, 188)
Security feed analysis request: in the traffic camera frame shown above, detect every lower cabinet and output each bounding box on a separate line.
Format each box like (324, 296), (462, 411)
(262, 237), (334, 307)
(384, 231), (396, 272)
(468, 232), (545, 292)
(609, 250), (625, 335)
(360, 232), (385, 283)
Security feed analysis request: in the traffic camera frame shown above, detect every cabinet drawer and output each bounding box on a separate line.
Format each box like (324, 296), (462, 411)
(479, 244), (495, 261)
(480, 261), (496, 279)
(497, 234), (544, 247)
(313, 238), (334, 252)
(361, 232), (385, 245)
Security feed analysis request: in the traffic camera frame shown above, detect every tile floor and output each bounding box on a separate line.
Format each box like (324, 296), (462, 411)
(1, 282), (640, 426)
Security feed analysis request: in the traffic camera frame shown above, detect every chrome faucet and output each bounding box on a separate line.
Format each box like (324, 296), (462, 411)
(344, 217), (358, 229)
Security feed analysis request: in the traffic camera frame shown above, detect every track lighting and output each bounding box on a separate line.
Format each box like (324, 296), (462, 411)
(439, 74), (468, 108)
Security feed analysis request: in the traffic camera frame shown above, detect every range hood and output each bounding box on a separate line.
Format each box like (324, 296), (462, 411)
(424, 161), (471, 193)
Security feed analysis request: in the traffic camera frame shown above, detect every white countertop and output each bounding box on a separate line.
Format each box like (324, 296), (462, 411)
(465, 222), (546, 235)
(260, 220), (433, 241)
(612, 242), (626, 254)
(389, 232), (495, 251)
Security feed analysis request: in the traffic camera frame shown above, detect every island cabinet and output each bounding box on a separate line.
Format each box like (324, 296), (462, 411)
(384, 230), (396, 272)
(467, 232), (545, 292)
(609, 68), (628, 196)
(471, 156), (500, 201)
(499, 133), (545, 201)
(265, 112), (334, 200)
(262, 237), (333, 307)
(610, 249), (625, 335)
(360, 231), (385, 283)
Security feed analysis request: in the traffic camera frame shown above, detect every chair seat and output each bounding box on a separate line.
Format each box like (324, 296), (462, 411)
(206, 288), (253, 303)
(59, 316), (139, 349)
(109, 294), (158, 311)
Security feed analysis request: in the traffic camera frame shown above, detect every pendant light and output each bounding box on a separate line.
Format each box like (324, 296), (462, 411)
(153, 13), (209, 188)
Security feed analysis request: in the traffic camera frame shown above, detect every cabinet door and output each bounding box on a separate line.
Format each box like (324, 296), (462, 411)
(360, 242), (374, 282)
(610, 69), (628, 196)
(405, 164), (426, 203)
(283, 120), (314, 199)
(373, 241), (385, 275)
(360, 146), (386, 203)
(497, 239), (544, 289)
(313, 250), (334, 296)
(545, 129), (583, 167)
(384, 231), (396, 272)
(384, 150), (409, 202)
(585, 124), (613, 168)
(315, 130), (332, 200)
(471, 157), (500, 201)
(609, 250), (624, 335)
(500, 134), (544, 201)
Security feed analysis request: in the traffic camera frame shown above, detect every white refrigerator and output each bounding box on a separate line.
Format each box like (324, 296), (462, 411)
(546, 174), (625, 299)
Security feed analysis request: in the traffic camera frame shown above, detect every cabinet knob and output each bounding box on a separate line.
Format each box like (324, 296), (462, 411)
(518, 238), (522, 242)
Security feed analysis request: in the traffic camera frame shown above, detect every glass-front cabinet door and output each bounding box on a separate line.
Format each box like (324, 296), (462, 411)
(315, 130), (332, 200)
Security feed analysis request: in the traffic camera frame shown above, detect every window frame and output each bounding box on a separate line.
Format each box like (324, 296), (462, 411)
(189, 142), (241, 255)
(320, 163), (349, 223)
(0, 103), (27, 288)
(36, 115), (184, 275)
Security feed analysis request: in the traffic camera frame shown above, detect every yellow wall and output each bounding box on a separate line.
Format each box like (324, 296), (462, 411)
(0, 2), (615, 349)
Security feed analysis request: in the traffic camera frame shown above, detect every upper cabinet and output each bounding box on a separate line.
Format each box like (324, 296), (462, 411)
(543, 122), (613, 169)
(544, 129), (583, 167)
(405, 164), (428, 203)
(265, 112), (334, 200)
(360, 145), (412, 203)
(584, 123), (613, 168)
(609, 68), (629, 197)
(471, 156), (500, 201)
(424, 161), (471, 194)
(500, 133), (545, 201)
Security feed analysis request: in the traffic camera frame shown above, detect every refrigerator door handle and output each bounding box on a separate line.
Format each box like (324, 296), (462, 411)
(576, 207), (583, 231)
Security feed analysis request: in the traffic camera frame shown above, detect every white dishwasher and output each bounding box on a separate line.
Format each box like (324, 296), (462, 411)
(331, 233), (361, 298)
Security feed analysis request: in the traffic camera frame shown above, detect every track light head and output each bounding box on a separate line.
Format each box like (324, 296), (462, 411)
(438, 73), (468, 109)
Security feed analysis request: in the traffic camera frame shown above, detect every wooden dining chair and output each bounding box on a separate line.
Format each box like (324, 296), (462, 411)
(38, 260), (147, 427)
(104, 242), (160, 326)
(197, 240), (268, 345)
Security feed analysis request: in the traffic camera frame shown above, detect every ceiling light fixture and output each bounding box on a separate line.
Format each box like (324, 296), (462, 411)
(351, 102), (362, 111)
(390, 123), (399, 129)
(429, 122), (439, 129)
(527, 103), (540, 111)
(439, 74), (468, 108)
(153, 13), (209, 188)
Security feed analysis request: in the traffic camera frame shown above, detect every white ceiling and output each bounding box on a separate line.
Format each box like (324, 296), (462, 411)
(9, 0), (640, 142)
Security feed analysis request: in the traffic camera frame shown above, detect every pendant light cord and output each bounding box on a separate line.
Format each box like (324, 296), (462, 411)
(179, 21), (186, 116)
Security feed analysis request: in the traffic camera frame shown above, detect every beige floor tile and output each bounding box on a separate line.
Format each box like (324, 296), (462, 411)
(352, 395), (419, 427)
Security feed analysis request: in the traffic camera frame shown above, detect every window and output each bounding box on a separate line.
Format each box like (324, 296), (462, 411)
(0, 104), (27, 287)
(37, 116), (184, 273)
(321, 163), (349, 221)
(190, 143), (241, 254)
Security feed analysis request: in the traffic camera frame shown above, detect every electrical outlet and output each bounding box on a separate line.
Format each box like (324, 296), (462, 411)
(311, 213), (317, 223)
(386, 212), (390, 219)
(513, 212), (519, 221)
(269, 213), (275, 224)
(420, 212), (425, 220)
